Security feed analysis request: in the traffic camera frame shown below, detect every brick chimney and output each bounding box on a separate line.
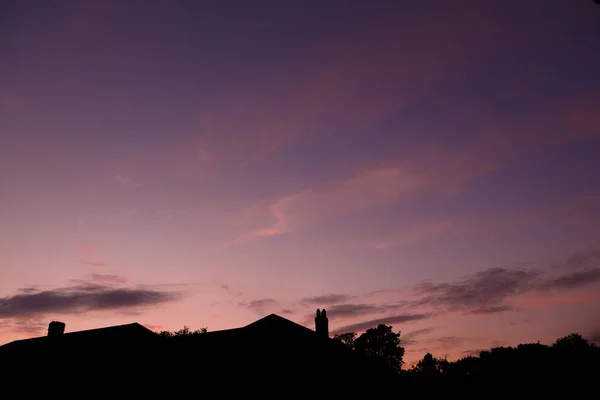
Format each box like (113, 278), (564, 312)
(48, 321), (65, 337)
(315, 309), (329, 338)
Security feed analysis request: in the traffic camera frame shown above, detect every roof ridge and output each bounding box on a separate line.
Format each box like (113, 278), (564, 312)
(243, 313), (315, 333)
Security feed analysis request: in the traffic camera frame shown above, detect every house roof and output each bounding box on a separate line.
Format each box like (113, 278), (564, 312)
(244, 313), (317, 337)
(194, 313), (318, 340)
(0, 314), (326, 356)
(0, 322), (156, 353)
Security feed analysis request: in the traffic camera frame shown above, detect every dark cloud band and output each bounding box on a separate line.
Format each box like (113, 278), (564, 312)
(0, 280), (184, 319)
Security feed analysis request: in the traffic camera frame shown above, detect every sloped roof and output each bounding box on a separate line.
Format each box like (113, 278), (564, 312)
(243, 313), (317, 338)
(192, 313), (318, 341)
(0, 314), (324, 356)
(0, 322), (156, 353)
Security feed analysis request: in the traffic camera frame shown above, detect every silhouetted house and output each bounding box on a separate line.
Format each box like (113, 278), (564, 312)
(169, 311), (340, 379)
(0, 321), (159, 379)
(0, 310), (395, 385)
(161, 309), (394, 383)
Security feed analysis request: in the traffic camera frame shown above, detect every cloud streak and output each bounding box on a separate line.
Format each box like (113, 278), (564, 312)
(412, 268), (539, 314)
(267, 167), (430, 232)
(332, 313), (433, 335)
(0, 280), (183, 319)
(402, 327), (437, 346)
(323, 251), (600, 334)
(229, 166), (433, 245)
(238, 298), (280, 315)
(539, 269), (600, 291)
(411, 251), (600, 315)
(89, 274), (128, 284)
(370, 219), (460, 250)
(79, 259), (107, 267)
(301, 294), (355, 305)
(114, 174), (141, 188)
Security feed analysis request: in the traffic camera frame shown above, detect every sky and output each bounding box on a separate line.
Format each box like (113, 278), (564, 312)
(1, 0), (600, 366)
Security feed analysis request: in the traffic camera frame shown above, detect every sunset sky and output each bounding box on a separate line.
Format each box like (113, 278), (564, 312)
(1, 0), (600, 365)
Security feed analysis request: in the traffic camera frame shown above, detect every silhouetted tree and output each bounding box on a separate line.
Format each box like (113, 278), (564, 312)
(553, 333), (593, 350)
(354, 324), (405, 371)
(333, 332), (357, 350)
(413, 352), (444, 374)
(157, 326), (207, 337)
(406, 352), (450, 383)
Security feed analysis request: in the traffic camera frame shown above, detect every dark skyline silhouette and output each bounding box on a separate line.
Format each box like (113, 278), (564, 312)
(2, 310), (598, 387)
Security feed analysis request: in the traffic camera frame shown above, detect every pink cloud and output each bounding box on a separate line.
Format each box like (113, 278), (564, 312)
(114, 174), (141, 188)
(254, 203), (287, 237)
(267, 167), (430, 231)
(370, 219), (460, 250)
(74, 245), (108, 267)
(90, 274), (127, 284)
(79, 259), (107, 267)
(168, 5), (511, 177)
(166, 3), (598, 190)
(218, 166), (432, 247)
(511, 289), (600, 310)
(219, 99), (600, 248)
(75, 245), (99, 254)
(170, 136), (215, 179)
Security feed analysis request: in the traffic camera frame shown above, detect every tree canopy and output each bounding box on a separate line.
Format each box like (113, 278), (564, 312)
(334, 324), (405, 371)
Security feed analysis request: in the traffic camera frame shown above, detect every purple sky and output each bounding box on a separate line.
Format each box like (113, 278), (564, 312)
(1, 0), (600, 365)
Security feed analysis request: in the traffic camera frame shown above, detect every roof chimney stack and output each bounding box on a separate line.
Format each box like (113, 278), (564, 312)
(48, 321), (65, 337)
(315, 309), (329, 338)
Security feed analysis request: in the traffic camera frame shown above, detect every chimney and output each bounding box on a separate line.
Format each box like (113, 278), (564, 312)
(48, 321), (65, 337)
(315, 309), (329, 338)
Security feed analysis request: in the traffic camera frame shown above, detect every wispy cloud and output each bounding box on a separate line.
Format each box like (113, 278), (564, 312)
(227, 166), (432, 245)
(332, 313), (433, 335)
(560, 251), (600, 270)
(89, 274), (128, 284)
(238, 298), (280, 316)
(270, 167), (430, 231)
(0, 279), (184, 319)
(325, 304), (381, 318)
(114, 174), (141, 188)
(325, 303), (410, 320)
(172, 137), (214, 178)
(220, 284), (244, 297)
(401, 327), (437, 346)
(75, 245), (100, 254)
(509, 318), (532, 326)
(6, 319), (47, 335)
(539, 269), (600, 291)
(79, 259), (107, 267)
(253, 203), (287, 237)
(412, 268), (540, 314)
(301, 294), (355, 305)
(170, 3), (491, 177)
(222, 103), (600, 247)
(217, 81), (600, 248)
(370, 219), (459, 250)
(322, 250), (600, 334)
(75, 245), (107, 267)
(413, 251), (600, 315)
